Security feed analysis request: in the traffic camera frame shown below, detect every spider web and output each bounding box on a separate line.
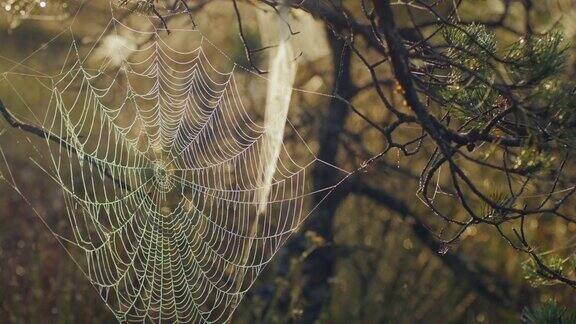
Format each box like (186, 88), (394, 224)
(0, 3), (348, 323)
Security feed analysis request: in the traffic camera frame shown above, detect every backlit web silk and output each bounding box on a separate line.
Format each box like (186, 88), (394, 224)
(0, 4), (348, 323)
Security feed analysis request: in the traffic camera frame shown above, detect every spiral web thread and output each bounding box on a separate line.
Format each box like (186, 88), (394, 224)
(0, 6), (349, 323)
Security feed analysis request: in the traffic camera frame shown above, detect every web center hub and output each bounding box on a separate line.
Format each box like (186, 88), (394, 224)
(152, 160), (174, 193)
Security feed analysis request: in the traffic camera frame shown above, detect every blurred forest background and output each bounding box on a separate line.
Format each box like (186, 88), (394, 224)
(1, 0), (576, 323)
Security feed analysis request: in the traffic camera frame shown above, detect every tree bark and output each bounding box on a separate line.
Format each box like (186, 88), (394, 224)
(294, 29), (354, 323)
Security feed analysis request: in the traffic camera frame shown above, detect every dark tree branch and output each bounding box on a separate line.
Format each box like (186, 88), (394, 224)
(0, 99), (133, 191)
(354, 182), (530, 311)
